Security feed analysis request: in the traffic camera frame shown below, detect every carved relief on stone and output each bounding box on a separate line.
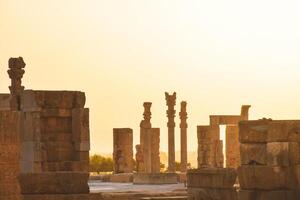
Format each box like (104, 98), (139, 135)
(135, 144), (144, 172)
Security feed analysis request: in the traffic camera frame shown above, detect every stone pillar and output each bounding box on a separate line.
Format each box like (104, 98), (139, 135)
(225, 125), (240, 168)
(150, 128), (160, 173)
(113, 128), (133, 173)
(165, 92), (176, 172)
(139, 102), (152, 173)
(7, 57), (25, 110)
(179, 101), (188, 172)
(197, 126), (223, 168)
(0, 111), (22, 200)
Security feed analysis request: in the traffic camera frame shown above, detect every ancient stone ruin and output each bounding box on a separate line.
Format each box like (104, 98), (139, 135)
(0, 111), (22, 200)
(197, 105), (251, 169)
(238, 119), (300, 199)
(165, 92), (176, 173)
(179, 101), (188, 172)
(0, 57), (90, 199)
(113, 128), (133, 174)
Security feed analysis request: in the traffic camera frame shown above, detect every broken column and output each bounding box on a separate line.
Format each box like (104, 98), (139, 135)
(165, 92), (176, 172)
(0, 111), (22, 200)
(179, 101), (188, 172)
(238, 119), (300, 199)
(113, 128), (133, 174)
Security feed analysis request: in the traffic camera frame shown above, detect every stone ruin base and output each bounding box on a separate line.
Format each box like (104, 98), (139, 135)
(238, 190), (300, 200)
(133, 173), (178, 184)
(109, 173), (133, 183)
(19, 172), (89, 194)
(187, 168), (237, 200)
(23, 191), (187, 200)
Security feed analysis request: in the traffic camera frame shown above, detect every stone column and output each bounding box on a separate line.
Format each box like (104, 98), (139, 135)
(179, 101), (188, 172)
(150, 128), (160, 173)
(226, 125), (240, 168)
(165, 92), (176, 172)
(113, 128), (133, 173)
(140, 102), (152, 173)
(7, 57), (25, 110)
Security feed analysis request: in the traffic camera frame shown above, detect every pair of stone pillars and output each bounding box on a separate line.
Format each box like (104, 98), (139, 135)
(165, 92), (188, 173)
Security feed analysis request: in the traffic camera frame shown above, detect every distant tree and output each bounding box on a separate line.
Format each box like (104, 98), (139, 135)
(90, 154), (113, 173)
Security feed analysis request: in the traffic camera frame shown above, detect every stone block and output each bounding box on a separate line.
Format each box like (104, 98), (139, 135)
(239, 120), (269, 143)
(240, 143), (267, 165)
(22, 111), (41, 141)
(266, 142), (300, 166)
(41, 109), (72, 117)
(72, 108), (90, 142)
(75, 141), (90, 151)
(267, 121), (300, 142)
(42, 117), (72, 133)
(187, 168), (237, 189)
(188, 188), (237, 200)
(0, 144), (20, 162)
(19, 172), (89, 194)
(133, 173), (178, 184)
(238, 166), (297, 190)
(110, 173), (133, 183)
(238, 190), (300, 200)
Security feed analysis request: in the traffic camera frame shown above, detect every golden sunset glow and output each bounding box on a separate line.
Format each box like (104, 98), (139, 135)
(1, 0), (300, 156)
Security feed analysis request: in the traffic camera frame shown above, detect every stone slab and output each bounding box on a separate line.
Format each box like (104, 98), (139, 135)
(187, 168), (237, 189)
(110, 173), (133, 183)
(133, 173), (178, 185)
(238, 166), (297, 190)
(238, 190), (300, 200)
(240, 143), (267, 165)
(19, 172), (89, 194)
(188, 188), (237, 200)
(239, 120), (269, 143)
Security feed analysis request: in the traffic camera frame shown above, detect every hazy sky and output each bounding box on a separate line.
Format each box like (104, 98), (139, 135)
(1, 0), (300, 155)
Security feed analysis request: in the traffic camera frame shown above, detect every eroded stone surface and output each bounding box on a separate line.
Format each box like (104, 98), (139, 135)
(113, 128), (133, 174)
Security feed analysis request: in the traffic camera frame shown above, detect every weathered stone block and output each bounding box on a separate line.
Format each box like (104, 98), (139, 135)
(72, 108), (90, 142)
(188, 188), (237, 200)
(187, 168), (237, 189)
(238, 166), (297, 190)
(133, 173), (178, 184)
(74, 141), (90, 151)
(41, 109), (72, 117)
(110, 173), (133, 183)
(19, 172), (89, 194)
(239, 120), (269, 143)
(240, 143), (267, 165)
(268, 121), (300, 142)
(266, 142), (300, 166)
(238, 190), (300, 200)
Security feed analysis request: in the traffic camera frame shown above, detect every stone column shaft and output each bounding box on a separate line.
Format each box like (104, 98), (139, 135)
(180, 101), (188, 172)
(165, 92), (176, 172)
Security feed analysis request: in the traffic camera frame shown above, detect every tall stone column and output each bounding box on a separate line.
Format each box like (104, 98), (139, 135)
(179, 101), (188, 172)
(165, 92), (176, 172)
(7, 57), (25, 110)
(140, 102), (152, 173)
